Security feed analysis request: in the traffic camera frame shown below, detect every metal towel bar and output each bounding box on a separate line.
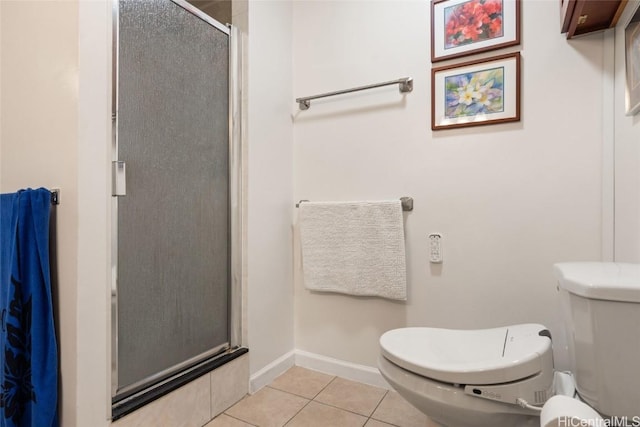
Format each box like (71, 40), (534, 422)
(296, 77), (413, 110)
(296, 197), (413, 211)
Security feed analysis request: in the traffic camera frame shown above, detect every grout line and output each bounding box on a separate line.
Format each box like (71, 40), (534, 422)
(312, 399), (367, 416)
(311, 375), (337, 399)
(219, 412), (259, 426)
(308, 398), (382, 420)
(282, 394), (313, 426)
(267, 377), (336, 401)
(369, 389), (389, 418)
(208, 372), (213, 423)
(264, 384), (314, 401)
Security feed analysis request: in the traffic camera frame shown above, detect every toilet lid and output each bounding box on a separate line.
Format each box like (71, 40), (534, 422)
(380, 324), (552, 385)
(555, 262), (640, 303)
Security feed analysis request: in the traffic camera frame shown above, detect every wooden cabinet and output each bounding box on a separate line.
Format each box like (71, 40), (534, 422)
(561, 0), (628, 38)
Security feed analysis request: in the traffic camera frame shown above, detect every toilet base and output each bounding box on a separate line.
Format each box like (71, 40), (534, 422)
(379, 356), (543, 427)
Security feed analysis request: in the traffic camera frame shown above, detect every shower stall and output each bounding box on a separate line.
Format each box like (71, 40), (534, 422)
(111, 0), (244, 418)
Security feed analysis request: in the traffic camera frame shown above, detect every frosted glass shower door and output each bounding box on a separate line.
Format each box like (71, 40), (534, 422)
(114, 0), (230, 400)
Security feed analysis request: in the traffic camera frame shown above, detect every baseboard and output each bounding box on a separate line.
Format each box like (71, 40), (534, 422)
(249, 349), (391, 393)
(249, 350), (295, 393)
(294, 350), (390, 389)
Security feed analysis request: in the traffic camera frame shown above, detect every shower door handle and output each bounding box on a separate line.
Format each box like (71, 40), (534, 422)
(112, 161), (127, 197)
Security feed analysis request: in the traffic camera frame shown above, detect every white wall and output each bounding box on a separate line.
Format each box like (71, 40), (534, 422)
(0, 2), (112, 425)
(246, 1), (295, 377)
(615, 0), (640, 262)
(292, 0), (604, 370)
(0, 2), (81, 425)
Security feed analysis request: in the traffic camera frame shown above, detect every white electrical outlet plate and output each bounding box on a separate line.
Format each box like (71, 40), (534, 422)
(428, 233), (443, 263)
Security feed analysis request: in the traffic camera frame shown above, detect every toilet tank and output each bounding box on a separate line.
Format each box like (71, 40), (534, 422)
(554, 262), (640, 418)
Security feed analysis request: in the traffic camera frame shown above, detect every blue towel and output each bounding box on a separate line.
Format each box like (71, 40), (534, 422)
(0, 189), (58, 427)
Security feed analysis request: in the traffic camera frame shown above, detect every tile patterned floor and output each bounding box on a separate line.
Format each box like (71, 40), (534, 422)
(204, 366), (440, 427)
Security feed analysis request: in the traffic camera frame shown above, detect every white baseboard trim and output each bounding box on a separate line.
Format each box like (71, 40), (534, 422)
(249, 350), (295, 393)
(294, 350), (390, 389)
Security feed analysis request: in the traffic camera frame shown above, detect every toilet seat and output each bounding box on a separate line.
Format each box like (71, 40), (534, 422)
(380, 323), (552, 385)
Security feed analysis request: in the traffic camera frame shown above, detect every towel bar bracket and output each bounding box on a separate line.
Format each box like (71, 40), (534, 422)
(400, 197), (413, 212)
(51, 189), (60, 205)
(399, 79), (413, 94)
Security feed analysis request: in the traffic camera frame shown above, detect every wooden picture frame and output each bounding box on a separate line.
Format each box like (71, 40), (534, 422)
(431, 52), (521, 130)
(625, 7), (640, 116)
(431, 0), (521, 63)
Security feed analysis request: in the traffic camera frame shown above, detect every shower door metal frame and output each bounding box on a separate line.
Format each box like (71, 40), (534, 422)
(110, 0), (243, 404)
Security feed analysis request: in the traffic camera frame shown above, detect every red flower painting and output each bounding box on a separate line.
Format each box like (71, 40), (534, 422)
(444, 0), (504, 49)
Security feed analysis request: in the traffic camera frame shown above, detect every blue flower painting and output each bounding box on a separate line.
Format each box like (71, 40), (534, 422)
(445, 66), (504, 118)
(632, 24), (640, 89)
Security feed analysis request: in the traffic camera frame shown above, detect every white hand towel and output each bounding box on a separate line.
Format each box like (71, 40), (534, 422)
(298, 200), (407, 300)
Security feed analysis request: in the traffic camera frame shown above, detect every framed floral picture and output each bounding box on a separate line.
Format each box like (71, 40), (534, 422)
(431, 0), (521, 63)
(431, 52), (520, 130)
(625, 7), (640, 116)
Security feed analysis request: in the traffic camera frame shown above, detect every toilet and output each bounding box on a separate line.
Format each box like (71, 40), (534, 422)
(378, 262), (640, 427)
